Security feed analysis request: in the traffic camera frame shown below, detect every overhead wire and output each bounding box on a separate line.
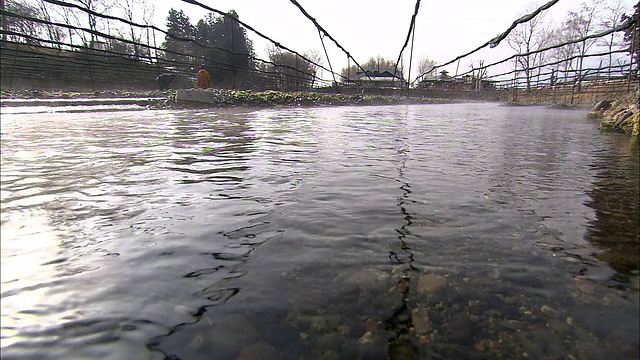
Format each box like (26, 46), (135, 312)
(393, 0), (421, 86)
(441, 19), (635, 86)
(2, 2), (335, 89)
(413, 0), (561, 84)
(286, 0), (371, 80)
(180, 0), (338, 80)
(1, 0), (635, 96)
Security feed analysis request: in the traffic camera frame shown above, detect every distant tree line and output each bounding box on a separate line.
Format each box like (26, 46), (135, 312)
(161, 8), (322, 90)
(333, 0), (637, 90)
(505, 0), (638, 91)
(3, 0), (635, 92)
(1, 0), (323, 90)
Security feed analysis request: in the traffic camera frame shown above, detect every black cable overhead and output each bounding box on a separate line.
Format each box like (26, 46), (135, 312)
(1, 0), (635, 95)
(413, 0), (561, 84)
(180, 0), (338, 80)
(0, 10), (320, 83)
(287, 0), (371, 80)
(394, 0), (421, 84)
(426, 19), (635, 86)
(8, 0), (333, 86)
(318, 30), (337, 85)
(487, 0), (560, 48)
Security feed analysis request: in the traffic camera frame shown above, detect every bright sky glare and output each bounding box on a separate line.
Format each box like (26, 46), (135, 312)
(153, 0), (637, 83)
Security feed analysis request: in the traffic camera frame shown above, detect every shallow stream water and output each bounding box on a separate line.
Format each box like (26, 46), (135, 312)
(1, 103), (638, 359)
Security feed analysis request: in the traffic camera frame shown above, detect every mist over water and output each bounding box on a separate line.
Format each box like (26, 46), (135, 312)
(1, 103), (638, 359)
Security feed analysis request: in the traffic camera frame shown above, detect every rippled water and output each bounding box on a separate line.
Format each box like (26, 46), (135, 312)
(1, 103), (638, 360)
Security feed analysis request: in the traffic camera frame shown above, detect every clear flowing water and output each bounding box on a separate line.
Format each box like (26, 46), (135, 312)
(1, 103), (638, 360)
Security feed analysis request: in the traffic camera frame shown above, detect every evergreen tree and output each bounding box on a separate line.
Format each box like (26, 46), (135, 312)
(162, 8), (195, 72)
(202, 10), (254, 88)
(165, 9), (255, 88)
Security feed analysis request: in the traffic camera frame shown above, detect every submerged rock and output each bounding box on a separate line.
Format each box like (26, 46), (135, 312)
(315, 332), (343, 352)
(445, 313), (473, 342)
(417, 274), (447, 294)
(334, 268), (389, 291)
(237, 341), (280, 360)
(208, 313), (258, 357)
(411, 307), (431, 335)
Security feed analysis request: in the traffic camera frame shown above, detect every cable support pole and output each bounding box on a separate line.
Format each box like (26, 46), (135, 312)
(8, 41), (18, 90)
(84, 44), (95, 92)
(512, 56), (518, 102)
(628, 17), (637, 92)
(318, 30), (337, 89)
(454, 59), (461, 99)
(394, 0), (421, 89)
(153, 28), (160, 75)
(407, 14), (417, 97)
(286, 0), (370, 81)
(347, 55), (350, 92)
(231, 17), (236, 90)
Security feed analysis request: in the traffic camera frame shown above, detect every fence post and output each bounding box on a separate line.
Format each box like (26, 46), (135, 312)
(628, 26), (636, 92)
(8, 42), (20, 90)
(450, 59), (460, 100)
(512, 56), (518, 103)
(84, 45), (95, 92)
(231, 18), (236, 90)
(1, 0), (6, 44)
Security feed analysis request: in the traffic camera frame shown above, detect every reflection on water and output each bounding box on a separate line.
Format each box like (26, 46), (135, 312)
(1, 104), (638, 359)
(585, 136), (639, 279)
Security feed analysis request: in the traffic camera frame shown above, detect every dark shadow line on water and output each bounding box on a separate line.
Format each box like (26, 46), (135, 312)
(145, 288), (241, 360)
(146, 217), (284, 359)
(385, 125), (420, 359)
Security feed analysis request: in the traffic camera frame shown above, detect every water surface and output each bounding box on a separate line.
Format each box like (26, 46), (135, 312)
(1, 103), (638, 359)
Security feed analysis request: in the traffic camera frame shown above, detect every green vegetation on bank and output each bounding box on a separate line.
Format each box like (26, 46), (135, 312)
(170, 89), (454, 108)
(0, 88), (454, 109)
(588, 91), (640, 136)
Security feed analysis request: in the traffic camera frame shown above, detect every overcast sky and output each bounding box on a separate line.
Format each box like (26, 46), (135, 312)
(153, 0), (636, 83)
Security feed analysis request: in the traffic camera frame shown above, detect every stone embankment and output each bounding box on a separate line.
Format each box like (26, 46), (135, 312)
(171, 88), (452, 108)
(588, 90), (640, 136)
(1, 88), (455, 110)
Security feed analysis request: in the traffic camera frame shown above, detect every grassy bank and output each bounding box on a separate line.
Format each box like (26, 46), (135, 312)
(0, 88), (456, 110)
(588, 90), (640, 136)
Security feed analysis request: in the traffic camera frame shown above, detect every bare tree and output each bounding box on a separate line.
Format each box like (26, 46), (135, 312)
(266, 45), (320, 90)
(549, 21), (581, 84)
(416, 55), (437, 81)
(469, 59), (488, 91)
(304, 50), (323, 88)
(506, 1), (554, 91)
(564, 0), (605, 89)
(3, 0), (43, 44)
(67, 0), (113, 46)
(33, 0), (65, 49)
(115, 0), (155, 60)
(598, 0), (630, 79)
